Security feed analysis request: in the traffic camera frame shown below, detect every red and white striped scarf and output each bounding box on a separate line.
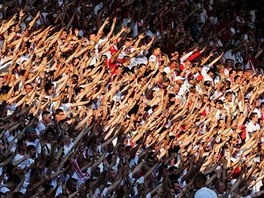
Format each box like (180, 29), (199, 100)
(70, 159), (91, 179)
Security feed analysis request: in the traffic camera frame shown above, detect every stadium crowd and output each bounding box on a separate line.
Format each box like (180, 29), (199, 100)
(0, 0), (264, 197)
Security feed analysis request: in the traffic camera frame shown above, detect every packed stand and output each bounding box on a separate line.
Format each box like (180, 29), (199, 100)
(0, 0), (264, 197)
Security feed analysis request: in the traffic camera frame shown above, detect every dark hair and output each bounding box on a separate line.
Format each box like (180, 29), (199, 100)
(66, 177), (78, 190)
(224, 80), (231, 88)
(229, 69), (236, 75)
(215, 99), (224, 105)
(20, 69), (26, 76)
(234, 75), (240, 82)
(204, 81), (211, 86)
(194, 173), (207, 185)
(214, 180), (224, 191)
(55, 109), (64, 115)
(124, 38), (132, 43)
(24, 83), (33, 88)
(42, 111), (51, 117)
(225, 91), (232, 97)
(27, 145), (36, 151)
(123, 55), (131, 62)
(44, 81), (54, 92)
(207, 68), (214, 75)
(17, 139), (25, 147)
(75, 87), (84, 95)
(71, 74), (79, 84)
(249, 112), (258, 120)
(237, 69), (244, 73)
(7, 174), (21, 185)
(45, 127), (56, 137)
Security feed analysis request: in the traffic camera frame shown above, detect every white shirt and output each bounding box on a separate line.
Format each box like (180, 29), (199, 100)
(178, 80), (191, 96)
(148, 54), (160, 69)
(195, 187), (217, 198)
(222, 49), (236, 63)
(26, 140), (41, 154)
(246, 121), (260, 133)
(201, 65), (214, 84)
(246, 121), (260, 141)
(63, 142), (74, 155)
(163, 66), (171, 74)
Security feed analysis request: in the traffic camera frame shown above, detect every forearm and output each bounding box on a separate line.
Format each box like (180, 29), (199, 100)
(74, 45), (90, 58)
(0, 153), (16, 166)
(1, 39), (7, 53)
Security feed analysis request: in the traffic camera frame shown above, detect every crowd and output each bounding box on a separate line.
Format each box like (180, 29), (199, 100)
(0, 0), (264, 197)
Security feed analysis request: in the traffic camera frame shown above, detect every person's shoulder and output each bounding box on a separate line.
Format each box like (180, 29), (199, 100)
(195, 187), (217, 198)
(148, 54), (156, 61)
(246, 121), (254, 127)
(13, 153), (24, 161)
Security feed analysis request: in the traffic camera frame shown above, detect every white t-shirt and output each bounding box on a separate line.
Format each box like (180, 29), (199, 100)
(36, 121), (46, 134)
(163, 66), (171, 74)
(201, 65), (215, 84)
(246, 121), (260, 141)
(194, 187), (217, 198)
(246, 121), (260, 133)
(148, 54), (160, 69)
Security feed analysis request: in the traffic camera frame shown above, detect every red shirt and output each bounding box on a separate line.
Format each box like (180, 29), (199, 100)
(180, 51), (201, 70)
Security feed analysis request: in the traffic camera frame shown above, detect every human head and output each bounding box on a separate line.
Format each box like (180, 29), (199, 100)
(225, 59), (234, 68)
(170, 60), (178, 70)
(0, 76), (5, 88)
(28, 72), (35, 80)
(124, 38), (132, 47)
(261, 102), (264, 111)
(60, 31), (67, 39)
(204, 81), (211, 89)
(72, 57), (80, 66)
(44, 82), (55, 96)
(234, 75), (241, 84)
(172, 181), (181, 193)
(45, 127), (55, 142)
(27, 145), (36, 158)
(215, 180), (225, 194)
(229, 69), (237, 78)
(185, 61), (192, 70)
(66, 177), (78, 193)
(245, 69), (253, 79)
(207, 69), (215, 78)
(16, 139), (27, 152)
(42, 111), (51, 125)
(55, 109), (65, 122)
(173, 84), (180, 94)
(24, 83), (33, 94)
(89, 33), (97, 42)
(70, 74), (79, 85)
(218, 119), (226, 129)
(225, 180), (232, 191)
(153, 47), (161, 56)
(236, 69), (244, 78)
(225, 92), (232, 102)
(123, 55), (131, 66)
(25, 127), (37, 141)
(249, 112), (258, 124)
(193, 173), (207, 189)
(215, 100), (224, 109)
